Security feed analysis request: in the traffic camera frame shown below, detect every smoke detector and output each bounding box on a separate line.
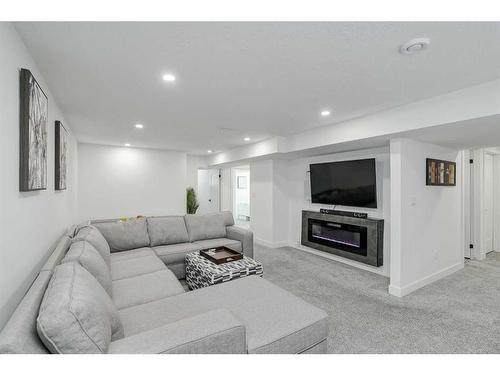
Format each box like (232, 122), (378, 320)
(399, 38), (430, 55)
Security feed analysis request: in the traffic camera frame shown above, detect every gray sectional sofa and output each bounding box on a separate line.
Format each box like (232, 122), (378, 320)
(92, 211), (252, 279)
(0, 212), (328, 354)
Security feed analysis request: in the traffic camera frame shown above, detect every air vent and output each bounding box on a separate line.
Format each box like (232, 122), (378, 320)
(399, 38), (430, 55)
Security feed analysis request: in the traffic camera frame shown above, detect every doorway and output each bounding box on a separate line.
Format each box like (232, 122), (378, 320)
(484, 152), (494, 253)
(231, 166), (250, 229)
(469, 148), (500, 259)
(197, 169), (221, 214)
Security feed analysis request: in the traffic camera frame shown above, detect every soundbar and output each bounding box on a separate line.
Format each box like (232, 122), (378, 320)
(319, 208), (368, 219)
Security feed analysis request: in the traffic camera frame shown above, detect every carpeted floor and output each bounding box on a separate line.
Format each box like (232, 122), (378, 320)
(253, 244), (500, 353)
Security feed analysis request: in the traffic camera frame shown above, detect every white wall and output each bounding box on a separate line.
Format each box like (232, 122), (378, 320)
(78, 143), (186, 221)
(287, 147), (391, 276)
(272, 159), (291, 245)
(186, 154), (207, 192)
(0, 23), (78, 329)
(249, 159), (292, 247)
(389, 138), (463, 297)
(220, 168), (231, 212)
(250, 160), (275, 244)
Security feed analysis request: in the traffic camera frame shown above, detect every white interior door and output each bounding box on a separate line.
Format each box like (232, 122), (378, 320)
(197, 169), (220, 214)
(484, 153), (494, 253)
(494, 155), (500, 252)
(464, 152), (472, 259)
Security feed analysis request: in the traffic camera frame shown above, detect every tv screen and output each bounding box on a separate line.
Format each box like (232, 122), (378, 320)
(310, 158), (377, 208)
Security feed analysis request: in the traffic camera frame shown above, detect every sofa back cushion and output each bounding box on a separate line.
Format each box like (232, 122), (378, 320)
(73, 225), (111, 268)
(93, 218), (150, 253)
(147, 216), (189, 246)
(37, 263), (124, 354)
(62, 241), (113, 297)
(219, 211), (235, 226)
(184, 213), (228, 242)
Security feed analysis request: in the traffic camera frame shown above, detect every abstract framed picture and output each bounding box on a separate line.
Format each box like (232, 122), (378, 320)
(19, 68), (48, 192)
(55, 121), (68, 190)
(426, 158), (456, 186)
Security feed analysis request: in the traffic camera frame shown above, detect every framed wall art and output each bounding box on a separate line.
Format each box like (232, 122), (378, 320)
(55, 121), (68, 190)
(19, 68), (48, 192)
(426, 158), (456, 186)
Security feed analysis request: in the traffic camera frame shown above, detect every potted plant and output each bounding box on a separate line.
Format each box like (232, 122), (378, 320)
(186, 187), (199, 214)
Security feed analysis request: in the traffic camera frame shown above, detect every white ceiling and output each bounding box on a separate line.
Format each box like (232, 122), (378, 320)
(398, 115), (500, 150)
(15, 22), (500, 155)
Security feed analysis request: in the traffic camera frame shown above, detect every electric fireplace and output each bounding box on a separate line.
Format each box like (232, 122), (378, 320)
(301, 210), (384, 267)
(308, 219), (367, 256)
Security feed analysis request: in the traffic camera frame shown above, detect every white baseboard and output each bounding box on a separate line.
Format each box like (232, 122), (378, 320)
(388, 262), (464, 297)
(289, 243), (389, 277)
(254, 237), (290, 249)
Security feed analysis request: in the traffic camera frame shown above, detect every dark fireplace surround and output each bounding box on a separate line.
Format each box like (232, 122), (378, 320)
(301, 210), (384, 267)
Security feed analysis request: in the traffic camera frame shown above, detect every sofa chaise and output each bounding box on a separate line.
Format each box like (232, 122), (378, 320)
(0, 212), (328, 354)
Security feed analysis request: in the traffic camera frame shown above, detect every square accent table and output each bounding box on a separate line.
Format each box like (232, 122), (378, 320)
(185, 252), (264, 290)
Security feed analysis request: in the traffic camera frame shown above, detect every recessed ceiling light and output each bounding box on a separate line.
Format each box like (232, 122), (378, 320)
(124, 143), (131, 147)
(244, 137), (251, 141)
(135, 124), (144, 129)
(162, 73), (176, 82)
(320, 110), (331, 117)
(207, 150), (213, 153)
(399, 38), (430, 55)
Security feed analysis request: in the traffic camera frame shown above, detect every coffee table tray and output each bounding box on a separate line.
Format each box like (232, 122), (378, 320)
(199, 246), (243, 264)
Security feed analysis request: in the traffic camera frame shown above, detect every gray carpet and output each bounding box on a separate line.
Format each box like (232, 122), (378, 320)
(254, 244), (500, 353)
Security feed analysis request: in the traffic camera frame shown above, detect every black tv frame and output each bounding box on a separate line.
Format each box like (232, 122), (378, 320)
(309, 158), (377, 208)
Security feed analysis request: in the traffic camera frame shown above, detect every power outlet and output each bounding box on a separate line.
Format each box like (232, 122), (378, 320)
(410, 197), (417, 207)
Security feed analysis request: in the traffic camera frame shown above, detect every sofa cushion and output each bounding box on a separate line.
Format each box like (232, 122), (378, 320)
(109, 309), (246, 354)
(110, 254), (166, 281)
(62, 241), (113, 297)
(147, 216), (189, 246)
(152, 242), (202, 279)
(194, 238), (242, 252)
(112, 270), (184, 310)
(184, 213), (227, 242)
(219, 211), (235, 226)
(110, 247), (155, 263)
(118, 276), (327, 354)
(37, 263), (124, 354)
(73, 225), (111, 268)
(153, 242), (203, 265)
(93, 218), (150, 253)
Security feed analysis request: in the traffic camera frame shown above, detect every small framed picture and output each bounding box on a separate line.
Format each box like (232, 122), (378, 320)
(426, 158), (456, 186)
(55, 121), (68, 190)
(237, 176), (247, 189)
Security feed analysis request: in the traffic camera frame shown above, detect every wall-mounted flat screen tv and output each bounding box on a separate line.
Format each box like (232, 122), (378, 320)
(310, 158), (377, 208)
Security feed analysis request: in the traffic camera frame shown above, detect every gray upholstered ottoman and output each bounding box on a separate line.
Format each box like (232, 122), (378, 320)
(185, 252), (263, 290)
